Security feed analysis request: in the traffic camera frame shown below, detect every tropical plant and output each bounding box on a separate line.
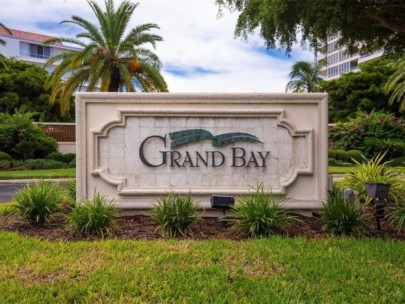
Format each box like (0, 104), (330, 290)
(12, 180), (64, 225)
(228, 184), (298, 237)
(285, 61), (323, 92)
(65, 179), (76, 201)
(149, 192), (201, 237)
(385, 57), (405, 111)
(216, 1), (405, 55)
(388, 202), (405, 232)
(0, 22), (11, 46)
(320, 189), (370, 235)
(67, 192), (118, 237)
(44, 0), (168, 114)
(337, 153), (405, 204)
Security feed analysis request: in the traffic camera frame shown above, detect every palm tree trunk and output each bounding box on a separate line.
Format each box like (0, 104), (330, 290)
(108, 68), (121, 92)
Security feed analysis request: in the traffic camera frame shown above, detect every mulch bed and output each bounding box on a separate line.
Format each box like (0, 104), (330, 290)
(1, 214), (404, 242)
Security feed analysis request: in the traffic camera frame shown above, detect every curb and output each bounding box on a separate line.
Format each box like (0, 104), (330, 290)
(0, 178), (72, 184)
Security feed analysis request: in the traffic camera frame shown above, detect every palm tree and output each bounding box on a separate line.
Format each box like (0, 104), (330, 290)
(0, 22), (12, 46)
(285, 60), (323, 93)
(385, 57), (405, 111)
(44, 0), (168, 114)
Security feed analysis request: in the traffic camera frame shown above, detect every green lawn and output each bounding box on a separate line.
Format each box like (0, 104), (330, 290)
(1, 167), (404, 179)
(0, 231), (404, 303)
(0, 168), (75, 180)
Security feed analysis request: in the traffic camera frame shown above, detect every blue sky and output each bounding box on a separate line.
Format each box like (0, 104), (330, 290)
(0, 0), (313, 92)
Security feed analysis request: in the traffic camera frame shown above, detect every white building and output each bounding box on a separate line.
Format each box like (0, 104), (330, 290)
(319, 33), (384, 80)
(0, 28), (80, 75)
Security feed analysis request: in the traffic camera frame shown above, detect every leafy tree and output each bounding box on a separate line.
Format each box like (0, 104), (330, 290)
(320, 59), (400, 122)
(285, 60), (323, 92)
(216, 0), (405, 55)
(0, 22), (11, 46)
(385, 57), (405, 111)
(0, 55), (74, 122)
(45, 0), (168, 114)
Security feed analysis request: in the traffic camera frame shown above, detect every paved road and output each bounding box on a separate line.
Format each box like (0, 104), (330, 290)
(0, 183), (27, 203)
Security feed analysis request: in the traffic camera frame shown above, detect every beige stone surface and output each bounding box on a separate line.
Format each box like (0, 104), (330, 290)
(76, 93), (328, 211)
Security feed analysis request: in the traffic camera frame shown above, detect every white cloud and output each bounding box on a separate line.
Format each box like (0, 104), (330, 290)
(0, 0), (313, 92)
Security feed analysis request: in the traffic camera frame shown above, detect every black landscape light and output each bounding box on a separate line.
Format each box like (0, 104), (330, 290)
(366, 183), (390, 231)
(210, 195), (235, 226)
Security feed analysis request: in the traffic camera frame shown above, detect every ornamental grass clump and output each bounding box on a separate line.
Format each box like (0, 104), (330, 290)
(388, 202), (405, 232)
(150, 192), (201, 237)
(228, 184), (299, 237)
(338, 152), (405, 204)
(320, 189), (370, 236)
(13, 180), (63, 225)
(67, 192), (118, 238)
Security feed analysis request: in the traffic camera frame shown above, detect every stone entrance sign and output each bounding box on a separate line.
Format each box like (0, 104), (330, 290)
(76, 93), (328, 211)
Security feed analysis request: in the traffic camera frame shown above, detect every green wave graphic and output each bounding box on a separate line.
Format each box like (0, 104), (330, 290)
(169, 129), (213, 149)
(212, 132), (262, 147)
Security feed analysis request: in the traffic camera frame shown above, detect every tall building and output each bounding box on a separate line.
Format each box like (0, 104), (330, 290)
(319, 33), (384, 80)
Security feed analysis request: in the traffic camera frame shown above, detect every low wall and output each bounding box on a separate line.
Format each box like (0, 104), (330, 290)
(58, 142), (76, 154)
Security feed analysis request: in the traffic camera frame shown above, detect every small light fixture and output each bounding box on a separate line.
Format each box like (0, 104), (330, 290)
(366, 183), (390, 231)
(210, 195), (235, 226)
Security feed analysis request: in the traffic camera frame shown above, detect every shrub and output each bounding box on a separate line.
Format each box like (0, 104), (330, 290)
(0, 112), (58, 160)
(22, 159), (68, 170)
(62, 153), (76, 164)
(0, 160), (13, 169)
(320, 189), (369, 235)
(150, 192), (201, 237)
(328, 149), (337, 160)
(46, 152), (64, 162)
(362, 138), (405, 160)
(12, 180), (63, 225)
(329, 112), (405, 155)
(338, 153), (405, 204)
(65, 179), (76, 201)
(228, 184), (299, 237)
(346, 150), (363, 163)
(69, 158), (76, 168)
(0, 151), (12, 160)
(67, 192), (118, 238)
(388, 202), (405, 232)
(334, 149), (348, 162)
(391, 156), (405, 167)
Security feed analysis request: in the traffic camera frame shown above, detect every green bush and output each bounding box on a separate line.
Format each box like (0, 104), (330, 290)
(362, 138), (405, 160)
(22, 159), (68, 170)
(338, 153), (405, 204)
(328, 150), (337, 160)
(0, 160), (13, 169)
(320, 189), (369, 235)
(388, 202), (405, 232)
(0, 112), (58, 160)
(62, 153), (76, 164)
(46, 152), (64, 162)
(346, 150), (363, 163)
(150, 192), (201, 237)
(334, 149), (348, 161)
(329, 112), (405, 156)
(390, 156), (405, 167)
(65, 179), (76, 201)
(67, 192), (118, 238)
(12, 180), (64, 225)
(228, 184), (299, 237)
(69, 158), (76, 168)
(0, 151), (12, 160)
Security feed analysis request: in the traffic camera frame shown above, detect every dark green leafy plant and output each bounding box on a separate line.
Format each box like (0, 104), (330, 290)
(67, 192), (118, 238)
(0, 151), (12, 160)
(388, 202), (405, 232)
(22, 159), (68, 170)
(65, 179), (76, 202)
(320, 189), (370, 236)
(62, 153), (76, 164)
(150, 192), (201, 237)
(228, 184), (299, 237)
(12, 180), (64, 225)
(46, 152), (64, 162)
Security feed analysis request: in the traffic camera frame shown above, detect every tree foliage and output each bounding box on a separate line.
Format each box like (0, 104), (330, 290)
(285, 60), (323, 92)
(320, 59), (400, 122)
(385, 57), (405, 111)
(0, 56), (74, 122)
(216, 0), (405, 55)
(45, 0), (168, 114)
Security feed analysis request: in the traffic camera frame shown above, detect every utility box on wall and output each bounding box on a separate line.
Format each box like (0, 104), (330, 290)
(76, 93), (328, 211)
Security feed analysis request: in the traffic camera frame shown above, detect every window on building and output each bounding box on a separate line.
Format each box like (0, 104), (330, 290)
(29, 44), (50, 59)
